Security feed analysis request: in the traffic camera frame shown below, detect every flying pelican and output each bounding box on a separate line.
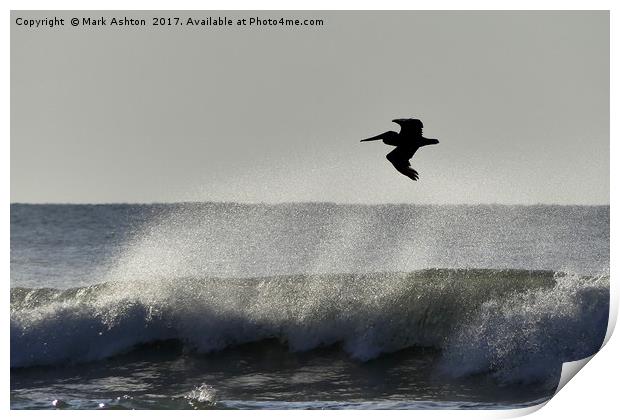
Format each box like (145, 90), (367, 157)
(361, 118), (439, 181)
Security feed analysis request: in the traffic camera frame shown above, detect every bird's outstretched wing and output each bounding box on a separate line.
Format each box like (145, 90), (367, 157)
(392, 118), (423, 136)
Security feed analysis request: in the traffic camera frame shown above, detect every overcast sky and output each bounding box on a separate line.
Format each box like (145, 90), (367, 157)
(11, 11), (609, 204)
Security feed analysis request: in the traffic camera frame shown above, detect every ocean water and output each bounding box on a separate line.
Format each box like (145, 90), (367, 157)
(10, 203), (610, 410)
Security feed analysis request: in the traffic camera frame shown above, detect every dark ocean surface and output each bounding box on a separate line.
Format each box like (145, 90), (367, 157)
(10, 203), (610, 409)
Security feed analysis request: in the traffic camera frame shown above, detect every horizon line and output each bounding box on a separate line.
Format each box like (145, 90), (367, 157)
(9, 201), (611, 207)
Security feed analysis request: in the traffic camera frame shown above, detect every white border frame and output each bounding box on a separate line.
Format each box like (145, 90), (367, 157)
(4, 2), (617, 419)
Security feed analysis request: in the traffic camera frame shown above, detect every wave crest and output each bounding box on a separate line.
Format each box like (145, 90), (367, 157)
(11, 269), (609, 384)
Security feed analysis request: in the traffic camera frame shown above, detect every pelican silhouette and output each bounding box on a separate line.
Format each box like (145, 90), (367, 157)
(361, 118), (439, 181)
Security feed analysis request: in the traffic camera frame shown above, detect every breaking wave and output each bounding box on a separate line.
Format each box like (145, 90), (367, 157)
(10, 269), (609, 385)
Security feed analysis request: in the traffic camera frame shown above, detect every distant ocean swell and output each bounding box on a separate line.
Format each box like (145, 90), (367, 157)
(11, 269), (609, 384)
